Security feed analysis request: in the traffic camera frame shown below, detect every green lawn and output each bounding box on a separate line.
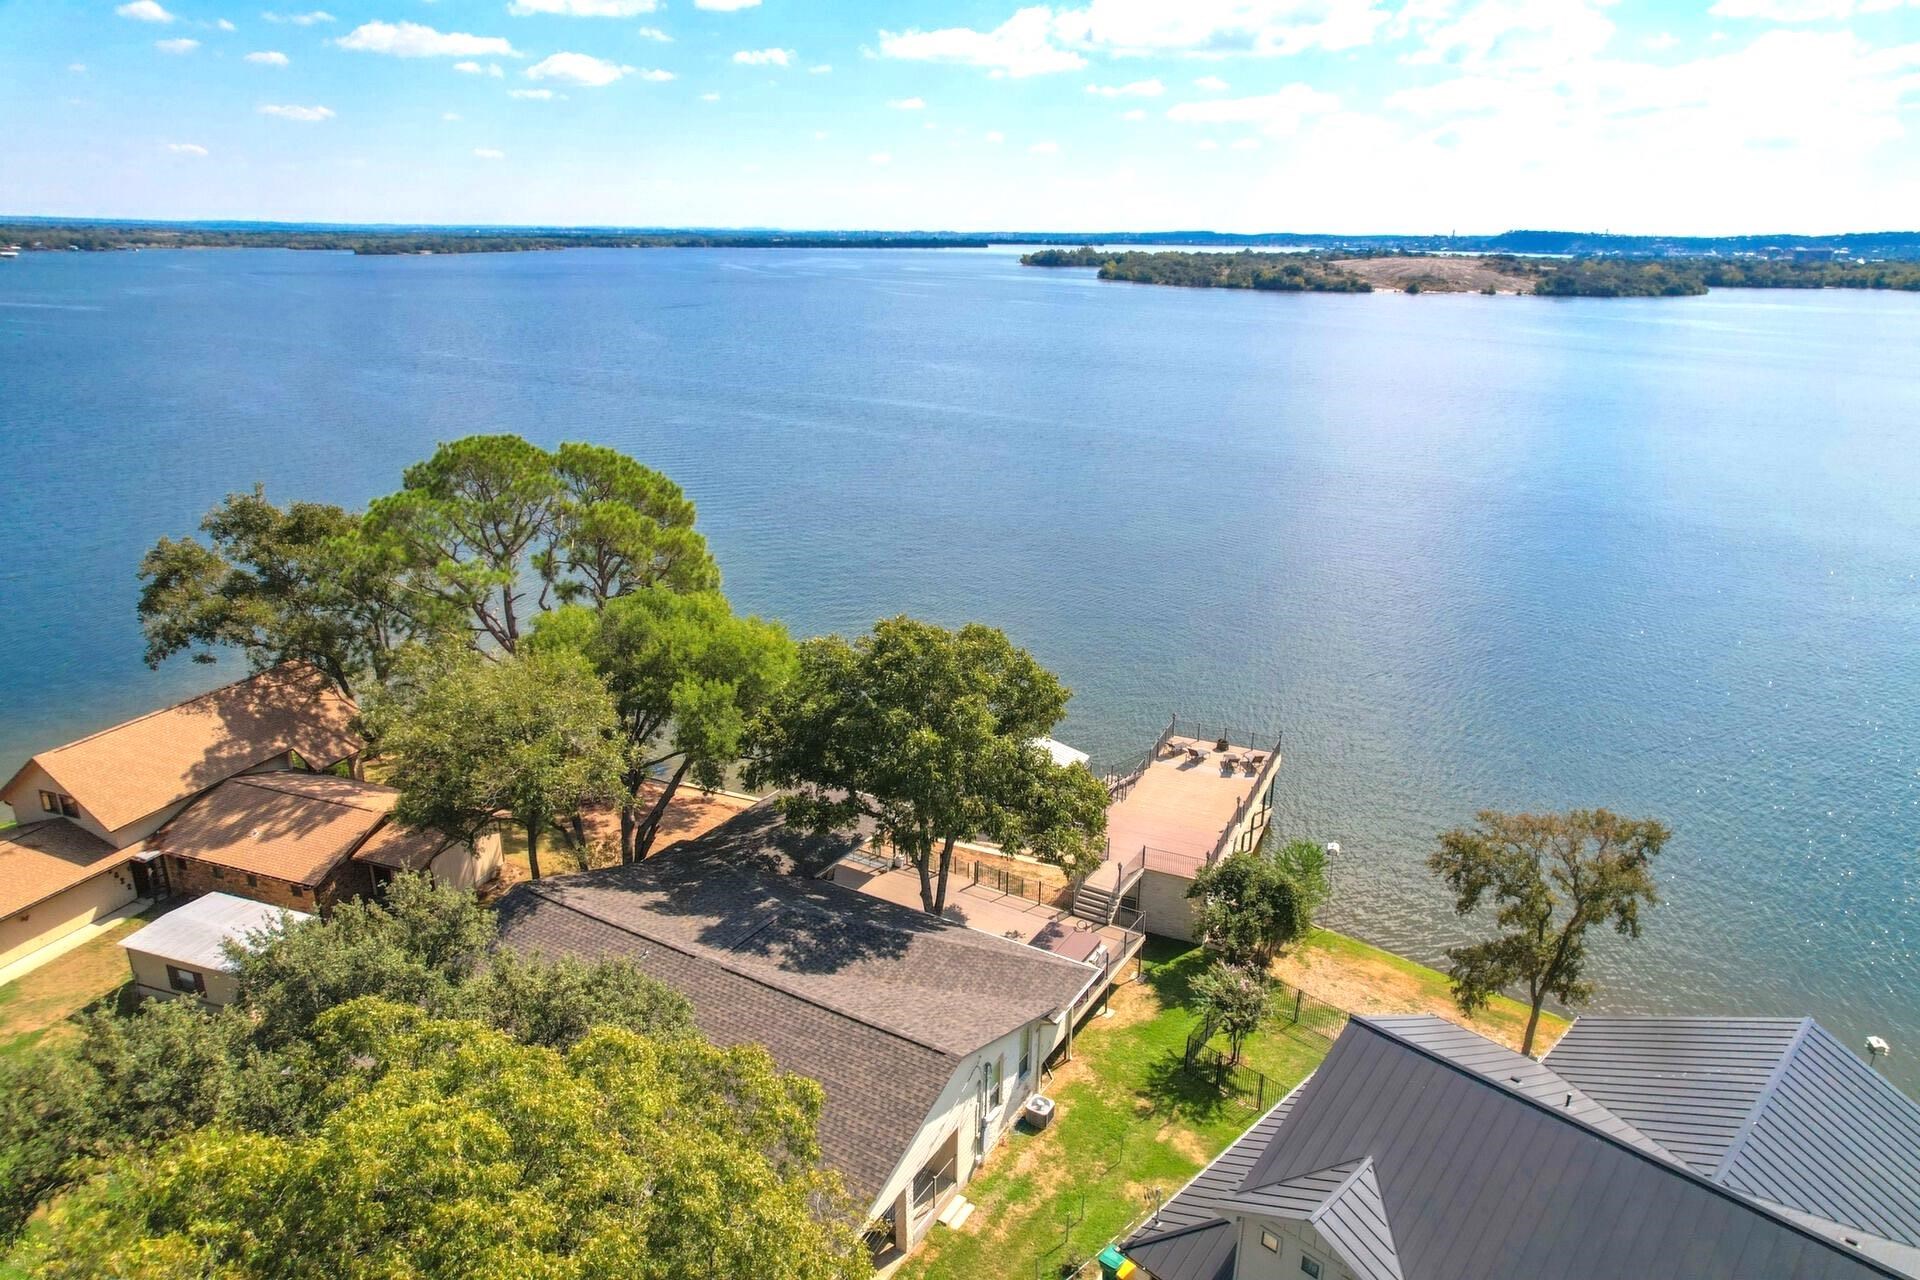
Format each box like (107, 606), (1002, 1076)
(0, 911), (152, 1059)
(898, 941), (1332, 1280)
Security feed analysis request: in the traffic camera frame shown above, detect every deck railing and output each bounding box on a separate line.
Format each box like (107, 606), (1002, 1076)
(1167, 716), (1281, 754)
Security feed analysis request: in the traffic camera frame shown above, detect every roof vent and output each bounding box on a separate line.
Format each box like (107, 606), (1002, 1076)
(1564, 1094), (1574, 1108)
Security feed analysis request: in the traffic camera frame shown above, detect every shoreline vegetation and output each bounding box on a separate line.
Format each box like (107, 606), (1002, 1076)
(0, 223), (987, 255)
(1021, 246), (1920, 297)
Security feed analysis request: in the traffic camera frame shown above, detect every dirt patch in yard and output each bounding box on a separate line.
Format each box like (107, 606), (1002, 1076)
(1272, 930), (1566, 1055)
(1334, 255), (1539, 294)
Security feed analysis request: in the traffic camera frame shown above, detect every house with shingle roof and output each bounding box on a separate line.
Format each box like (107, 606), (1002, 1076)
(1120, 1013), (1920, 1280)
(0, 664), (365, 972)
(151, 771), (501, 912)
(494, 800), (1105, 1260)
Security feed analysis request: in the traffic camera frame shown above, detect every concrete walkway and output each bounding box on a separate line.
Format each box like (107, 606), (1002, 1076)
(0, 898), (151, 989)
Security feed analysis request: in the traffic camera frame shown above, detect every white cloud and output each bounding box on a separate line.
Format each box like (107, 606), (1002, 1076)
(1401, 0), (1615, 71)
(69, 62), (87, 73)
(165, 141), (208, 155)
(697, 0), (761, 9)
(882, 0), (1386, 77)
(878, 8), (1087, 77)
(526, 52), (635, 85)
(337, 21), (518, 58)
(1028, 139), (1059, 153)
(984, 129), (1005, 142)
(510, 87), (559, 98)
(637, 67), (674, 80)
(1195, 74), (1229, 90)
(258, 102), (334, 120)
(1231, 135), (1261, 148)
(732, 47), (792, 65)
(443, 110), (462, 120)
(474, 147), (506, 159)
(454, 61), (505, 76)
(1054, 0), (1388, 57)
(1085, 77), (1164, 97)
(1708, 0), (1855, 17)
(700, 90), (720, 100)
(869, 151), (892, 164)
(1120, 107), (1147, 119)
(1643, 31), (1678, 52)
(245, 50), (289, 64)
(635, 26), (672, 41)
(809, 63), (833, 73)
(889, 96), (926, 109)
(813, 129), (829, 139)
(116, 1), (174, 22)
(1166, 84), (1340, 135)
(1196, 137), (1219, 149)
(156, 37), (200, 52)
(215, 18), (236, 31)
(263, 10), (333, 24)
(508, 0), (657, 13)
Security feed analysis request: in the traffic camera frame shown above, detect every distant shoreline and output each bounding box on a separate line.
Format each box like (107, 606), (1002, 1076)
(1020, 247), (1920, 298)
(7, 219), (1920, 261)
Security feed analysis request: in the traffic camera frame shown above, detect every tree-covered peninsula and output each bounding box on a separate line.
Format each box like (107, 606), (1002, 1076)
(1021, 248), (1373, 292)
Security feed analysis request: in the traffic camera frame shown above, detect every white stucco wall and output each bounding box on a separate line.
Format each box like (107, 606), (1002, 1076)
(0, 866), (139, 971)
(867, 1009), (1069, 1248)
(125, 948), (242, 1007)
(1138, 868), (1201, 942)
(429, 830), (503, 890)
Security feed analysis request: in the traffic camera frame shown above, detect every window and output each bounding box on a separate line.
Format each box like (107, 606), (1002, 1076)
(1018, 1026), (1032, 1078)
(983, 1056), (1004, 1113)
(174, 856), (187, 871)
(1260, 1231), (1279, 1253)
(166, 965), (206, 996)
(1299, 1254), (1323, 1278)
(245, 874), (258, 888)
(210, 866), (224, 880)
(290, 884), (305, 898)
(39, 791), (78, 818)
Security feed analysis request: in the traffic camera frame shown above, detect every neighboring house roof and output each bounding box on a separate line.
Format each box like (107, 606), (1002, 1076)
(119, 890), (311, 972)
(151, 772), (398, 886)
(1127, 1015), (1912, 1280)
(1546, 1016), (1920, 1254)
(492, 802), (1097, 1207)
(2, 663), (362, 834)
(0, 819), (134, 919)
(351, 821), (454, 872)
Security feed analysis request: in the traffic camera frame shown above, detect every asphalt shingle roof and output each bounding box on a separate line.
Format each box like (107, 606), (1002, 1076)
(0, 819), (131, 918)
(492, 803), (1097, 1207)
(152, 772), (397, 885)
(4, 663), (361, 835)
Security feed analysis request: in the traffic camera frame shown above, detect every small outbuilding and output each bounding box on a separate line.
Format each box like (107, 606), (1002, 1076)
(119, 891), (311, 1005)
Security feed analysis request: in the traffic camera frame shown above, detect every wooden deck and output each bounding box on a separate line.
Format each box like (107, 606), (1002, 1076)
(1104, 735), (1276, 878)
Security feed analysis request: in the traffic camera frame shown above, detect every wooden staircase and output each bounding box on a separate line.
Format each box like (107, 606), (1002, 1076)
(1071, 846), (1146, 925)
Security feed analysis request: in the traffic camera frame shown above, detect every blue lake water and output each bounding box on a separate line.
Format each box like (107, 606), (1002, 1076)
(3, 247), (1917, 1086)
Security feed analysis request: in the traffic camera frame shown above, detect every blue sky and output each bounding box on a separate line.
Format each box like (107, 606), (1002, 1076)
(6, 0), (1920, 232)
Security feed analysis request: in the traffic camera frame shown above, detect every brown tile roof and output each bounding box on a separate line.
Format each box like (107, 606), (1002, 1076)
(494, 802), (1097, 1206)
(152, 772), (397, 886)
(4, 664), (363, 835)
(0, 820), (132, 919)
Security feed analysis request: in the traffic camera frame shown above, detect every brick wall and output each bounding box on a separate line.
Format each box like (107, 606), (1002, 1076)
(165, 854), (374, 913)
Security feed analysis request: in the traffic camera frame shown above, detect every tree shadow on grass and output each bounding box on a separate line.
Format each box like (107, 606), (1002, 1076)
(1141, 1049), (1251, 1127)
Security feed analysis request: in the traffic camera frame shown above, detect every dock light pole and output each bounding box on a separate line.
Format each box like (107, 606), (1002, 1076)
(1325, 841), (1341, 898)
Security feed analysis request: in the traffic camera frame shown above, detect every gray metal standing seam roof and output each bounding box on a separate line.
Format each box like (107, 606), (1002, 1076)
(1546, 1016), (1920, 1253)
(1126, 1015), (1916, 1280)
